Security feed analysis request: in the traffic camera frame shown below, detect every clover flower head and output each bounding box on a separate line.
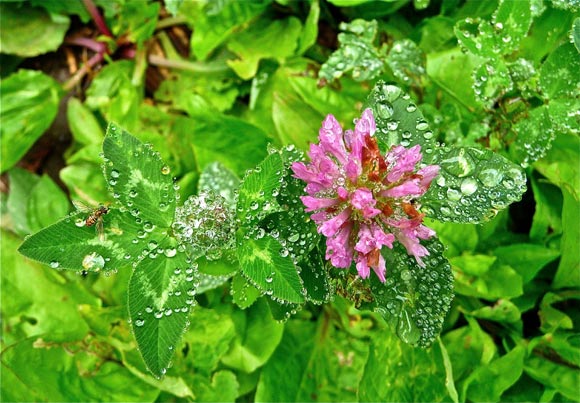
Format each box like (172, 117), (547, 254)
(291, 109), (440, 282)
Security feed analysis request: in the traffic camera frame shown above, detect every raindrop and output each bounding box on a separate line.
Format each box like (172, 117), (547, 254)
(478, 168), (503, 188)
(460, 178), (478, 195)
(161, 165), (171, 175)
(110, 169), (120, 178)
(50, 260), (60, 269)
(135, 319), (145, 327)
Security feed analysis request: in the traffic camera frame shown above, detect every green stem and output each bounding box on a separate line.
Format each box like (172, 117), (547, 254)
(147, 55), (230, 73)
(156, 16), (188, 30)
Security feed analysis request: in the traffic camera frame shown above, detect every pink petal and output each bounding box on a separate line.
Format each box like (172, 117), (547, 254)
(319, 208), (350, 237)
(381, 181), (422, 198)
(300, 196), (339, 212)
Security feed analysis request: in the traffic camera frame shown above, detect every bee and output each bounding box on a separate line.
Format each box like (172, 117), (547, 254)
(73, 200), (110, 241)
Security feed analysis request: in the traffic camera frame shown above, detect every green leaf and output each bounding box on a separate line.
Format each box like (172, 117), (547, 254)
(370, 237), (454, 348)
(103, 122), (177, 229)
(468, 299), (521, 323)
(534, 133), (580, 195)
(492, 0), (532, 52)
(553, 185), (580, 288)
(231, 273), (261, 309)
(221, 298), (284, 373)
(256, 319), (368, 402)
(464, 345), (526, 403)
(227, 17), (302, 79)
(0, 69), (62, 173)
(493, 243), (560, 283)
(529, 175), (563, 241)
(573, 17), (580, 53)
(452, 257), (523, 300)
(127, 238), (198, 378)
(424, 219), (479, 257)
(359, 332), (451, 402)
(472, 60), (513, 107)
(386, 39), (426, 86)
(60, 162), (109, 203)
(114, 1), (160, 46)
(185, 0), (272, 60)
(510, 105), (554, 167)
(538, 291), (578, 333)
(1, 338), (159, 402)
(85, 61), (141, 131)
(191, 371), (239, 402)
(237, 236), (305, 304)
(198, 161), (239, 208)
(296, 0), (320, 54)
(18, 208), (147, 273)
(0, 3), (70, 57)
(164, 0), (183, 16)
(422, 146), (527, 223)
(364, 81), (437, 151)
(272, 91), (324, 150)
(319, 19), (385, 82)
(539, 43), (580, 99)
(67, 97), (105, 146)
(181, 307), (236, 371)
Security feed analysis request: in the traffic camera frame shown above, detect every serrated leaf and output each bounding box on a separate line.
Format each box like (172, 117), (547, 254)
(198, 161), (239, 208)
(299, 245), (331, 304)
(422, 146), (527, 223)
(103, 122), (176, 228)
(370, 237), (454, 348)
(231, 273), (261, 309)
(237, 235), (305, 304)
(237, 152), (284, 232)
(539, 43), (580, 99)
(492, 0), (532, 52)
(128, 238), (198, 378)
(0, 3), (70, 57)
(473, 60), (513, 107)
(386, 39), (426, 85)
(18, 208), (147, 273)
(364, 81), (437, 151)
(319, 19), (384, 82)
(0, 70), (62, 173)
(510, 105), (554, 167)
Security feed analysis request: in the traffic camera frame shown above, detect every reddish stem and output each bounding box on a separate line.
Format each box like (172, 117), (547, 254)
(65, 37), (107, 53)
(82, 0), (113, 37)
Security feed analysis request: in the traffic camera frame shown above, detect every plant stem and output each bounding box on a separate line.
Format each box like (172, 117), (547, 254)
(65, 37), (107, 53)
(156, 16), (188, 30)
(82, 0), (113, 37)
(147, 55), (230, 73)
(63, 52), (104, 91)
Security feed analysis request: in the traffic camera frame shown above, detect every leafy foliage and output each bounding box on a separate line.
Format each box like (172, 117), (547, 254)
(3, 0), (579, 402)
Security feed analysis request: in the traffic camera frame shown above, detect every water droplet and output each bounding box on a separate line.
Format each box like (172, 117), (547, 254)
(460, 178), (478, 195)
(415, 121), (429, 131)
(82, 252), (105, 271)
(50, 260), (60, 268)
(478, 168), (503, 188)
(446, 188), (462, 201)
(161, 165), (171, 175)
(135, 319), (145, 327)
(110, 169), (120, 178)
(382, 84), (402, 102)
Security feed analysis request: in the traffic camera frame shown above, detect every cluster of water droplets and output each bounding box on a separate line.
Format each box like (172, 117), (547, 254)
(386, 39), (426, 85)
(372, 239), (453, 348)
(172, 191), (235, 261)
(422, 147), (526, 222)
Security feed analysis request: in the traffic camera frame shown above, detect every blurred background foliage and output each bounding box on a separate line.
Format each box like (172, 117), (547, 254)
(1, 0), (579, 401)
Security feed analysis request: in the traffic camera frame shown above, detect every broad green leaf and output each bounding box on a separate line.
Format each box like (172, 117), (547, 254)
(492, 0), (532, 52)
(450, 254), (497, 276)
(1, 338), (159, 402)
(237, 235), (305, 304)
(370, 237), (454, 348)
(386, 39), (426, 86)
(256, 319), (368, 402)
(221, 298), (284, 373)
(510, 105), (554, 167)
(127, 238), (198, 377)
(67, 97), (105, 146)
(2, 230), (99, 344)
(493, 243), (560, 283)
(231, 273), (261, 309)
(454, 18), (499, 57)
(534, 133), (580, 196)
(359, 332), (451, 402)
(60, 162), (108, 203)
(464, 345), (526, 403)
(525, 337), (580, 401)
(0, 3), (70, 57)
(452, 258), (523, 300)
(103, 122), (177, 228)
(520, 7), (574, 62)
(198, 161), (239, 208)
(113, 1), (160, 46)
(422, 146), (527, 223)
(0, 69), (62, 173)
(227, 17), (302, 79)
(174, 114), (269, 177)
(296, 0), (319, 54)
(538, 291), (579, 333)
(30, 0), (91, 22)
(85, 61), (141, 131)
(468, 299), (521, 323)
(18, 208), (147, 273)
(424, 219), (479, 257)
(539, 43), (580, 99)
(190, 371), (239, 402)
(319, 19), (384, 82)
(185, 0), (271, 60)
(272, 90), (324, 150)
(180, 307), (236, 371)
(26, 174), (70, 233)
(553, 185), (580, 288)
(364, 81), (437, 151)
(547, 98), (580, 136)
(529, 175), (563, 241)
(573, 17), (580, 53)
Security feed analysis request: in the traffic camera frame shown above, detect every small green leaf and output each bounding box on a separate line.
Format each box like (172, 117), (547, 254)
(319, 19), (384, 82)
(510, 105), (554, 167)
(422, 146), (527, 223)
(128, 238), (198, 377)
(492, 0), (532, 52)
(553, 185), (580, 288)
(26, 174), (70, 233)
(534, 133), (580, 195)
(0, 70), (62, 173)
(473, 60), (513, 107)
(539, 43), (580, 99)
(237, 235), (305, 304)
(296, 0), (319, 54)
(493, 243), (560, 283)
(468, 299), (521, 323)
(103, 122), (177, 228)
(231, 273), (261, 309)
(198, 161), (239, 208)
(0, 3), (70, 57)
(370, 237), (454, 348)
(272, 91), (324, 150)
(364, 81), (437, 151)
(572, 17), (580, 53)
(386, 39), (426, 86)
(67, 97), (104, 146)
(538, 291), (578, 333)
(18, 208), (146, 273)
(464, 345), (526, 403)
(452, 258), (523, 300)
